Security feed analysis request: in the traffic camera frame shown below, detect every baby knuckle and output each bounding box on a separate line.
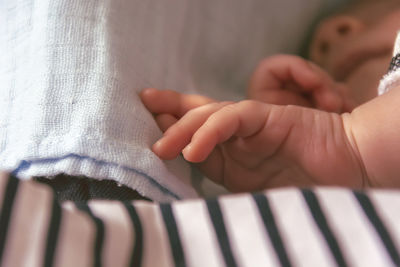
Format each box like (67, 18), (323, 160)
(212, 101), (234, 112)
(186, 102), (223, 116)
(185, 106), (206, 117)
(237, 99), (260, 110)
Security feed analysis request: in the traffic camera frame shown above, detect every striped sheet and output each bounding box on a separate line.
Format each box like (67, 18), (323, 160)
(1, 174), (400, 267)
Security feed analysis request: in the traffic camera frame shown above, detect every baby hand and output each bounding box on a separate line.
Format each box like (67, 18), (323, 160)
(141, 88), (367, 192)
(140, 88), (216, 132)
(248, 55), (356, 112)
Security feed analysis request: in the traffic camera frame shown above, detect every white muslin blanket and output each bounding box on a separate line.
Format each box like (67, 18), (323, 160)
(0, 0), (348, 202)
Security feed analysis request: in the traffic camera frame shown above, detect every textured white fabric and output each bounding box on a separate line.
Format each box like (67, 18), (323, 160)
(378, 32), (400, 95)
(0, 0), (348, 202)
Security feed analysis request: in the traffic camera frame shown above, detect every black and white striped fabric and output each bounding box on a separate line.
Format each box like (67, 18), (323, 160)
(1, 173), (400, 267)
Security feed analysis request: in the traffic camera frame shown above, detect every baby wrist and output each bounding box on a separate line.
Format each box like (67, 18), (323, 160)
(341, 113), (371, 188)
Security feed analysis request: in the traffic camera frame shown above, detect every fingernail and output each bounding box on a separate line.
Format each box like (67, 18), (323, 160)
(182, 144), (192, 156)
(152, 140), (163, 153)
(141, 87), (157, 96)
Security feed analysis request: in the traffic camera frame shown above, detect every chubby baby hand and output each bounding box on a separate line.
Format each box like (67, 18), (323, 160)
(140, 88), (367, 192)
(248, 55), (356, 113)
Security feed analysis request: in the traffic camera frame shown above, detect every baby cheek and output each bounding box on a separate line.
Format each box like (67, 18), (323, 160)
(384, 9), (400, 28)
(370, 9), (400, 43)
(345, 56), (390, 104)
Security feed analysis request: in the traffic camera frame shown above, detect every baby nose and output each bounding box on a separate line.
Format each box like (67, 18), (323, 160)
(310, 16), (365, 65)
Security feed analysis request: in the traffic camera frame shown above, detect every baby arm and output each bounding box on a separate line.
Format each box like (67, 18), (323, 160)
(248, 55), (356, 112)
(141, 88), (367, 192)
(342, 86), (400, 187)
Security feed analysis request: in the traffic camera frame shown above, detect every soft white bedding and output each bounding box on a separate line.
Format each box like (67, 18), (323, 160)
(0, 0), (349, 201)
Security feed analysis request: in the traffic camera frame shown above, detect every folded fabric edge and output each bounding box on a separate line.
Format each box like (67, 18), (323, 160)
(10, 153), (183, 202)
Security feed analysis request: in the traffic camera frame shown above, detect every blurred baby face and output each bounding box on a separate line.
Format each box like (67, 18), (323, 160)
(309, 1), (400, 104)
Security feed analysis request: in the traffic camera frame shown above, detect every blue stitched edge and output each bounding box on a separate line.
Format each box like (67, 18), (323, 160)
(11, 153), (181, 200)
